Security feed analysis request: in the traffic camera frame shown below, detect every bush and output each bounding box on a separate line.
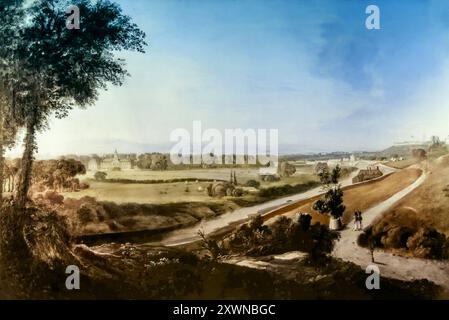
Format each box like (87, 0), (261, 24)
(77, 205), (96, 224)
(224, 214), (339, 260)
(261, 175), (280, 182)
(259, 181), (319, 198)
(101, 201), (123, 219)
(120, 217), (138, 228)
(79, 182), (90, 190)
(278, 162), (296, 177)
(406, 228), (448, 259)
(0, 204), (76, 298)
(43, 191), (64, 205)
(245, 179), (260, 188)
(232, 188), (244, 197)
(111, 167), (121, 171)
(362, 222), (449, 260)
(380, 226), (414, 249)
(108, 221), (120, 231)
(94, 171), (107, 181)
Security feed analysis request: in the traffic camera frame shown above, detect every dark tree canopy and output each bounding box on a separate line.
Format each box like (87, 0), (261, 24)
(313, 165), (345, 220)
(0, 0), (147, 206)
(14, 0), (147, 127)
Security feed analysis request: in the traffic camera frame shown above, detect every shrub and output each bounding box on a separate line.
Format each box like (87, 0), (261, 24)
(108, 221), (120, 231)
(79, 182), (90, 190)
(245, 180), (260, 188)
(406, 228), (448, 259)
(224, 214), (339, 260)
(198, 229), (223, 260)
(362, 222), (449, 260)
(94, 171), (107, 181)
(0, 204), (76, 298)
(111, 167), (121, 171)
(101, 202), (123, 219)
(43, 191), (64, 205)
(77, 205), (96, 224)
(261, 175), (280, 182)
(232, 188), (244, 197)
(259, 181), (319, 198)
(120, 217), (138, 228)
(278, 162), (296, 177)
(380, 226), (414, 248)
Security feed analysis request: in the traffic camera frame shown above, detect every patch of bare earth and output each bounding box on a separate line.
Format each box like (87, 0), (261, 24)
(375, 157), (449, 236)
(267, 168), (422, 226)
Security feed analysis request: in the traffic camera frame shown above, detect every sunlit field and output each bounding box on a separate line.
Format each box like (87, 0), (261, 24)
(64, 166), (318, 204)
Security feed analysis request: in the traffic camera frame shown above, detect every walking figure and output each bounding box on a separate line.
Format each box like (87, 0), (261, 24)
(353, 210), (363, 231)
(357, 210), (363, 231)
(353, 211), (358, 231)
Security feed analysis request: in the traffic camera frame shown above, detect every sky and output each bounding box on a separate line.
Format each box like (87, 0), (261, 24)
(8, 0), (449, 158)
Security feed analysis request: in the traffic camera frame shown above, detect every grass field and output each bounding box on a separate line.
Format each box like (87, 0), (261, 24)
(64, 180), (216, 204)
(384, 159), (417, 169)
(373, 155), (449, 236)
(65, 167), (318, 204)
(84, 166), (315, 184)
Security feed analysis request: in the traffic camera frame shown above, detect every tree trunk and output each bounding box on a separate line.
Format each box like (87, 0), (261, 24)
(0, 142), (4, 202)
(16, 111), (37, 208)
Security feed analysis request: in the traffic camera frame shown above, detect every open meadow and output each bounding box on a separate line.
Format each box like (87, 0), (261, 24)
(64, 166), (318, 204)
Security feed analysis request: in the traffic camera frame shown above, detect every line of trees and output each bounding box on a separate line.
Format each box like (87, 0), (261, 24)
(33, 159), (86, 192)
(0, 0), (146, 207)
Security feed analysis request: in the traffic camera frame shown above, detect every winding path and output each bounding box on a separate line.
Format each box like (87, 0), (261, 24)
(332, 170), (449, 290)
(158, 161), (393, 246)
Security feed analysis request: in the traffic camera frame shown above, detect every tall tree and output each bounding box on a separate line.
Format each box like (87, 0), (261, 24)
(8, 0), (146, 207)
(313, 165), (345, 230)
(0, 0), (25, 201)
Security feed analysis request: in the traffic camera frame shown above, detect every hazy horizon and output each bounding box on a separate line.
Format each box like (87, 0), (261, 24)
(6, 0), (449, 158)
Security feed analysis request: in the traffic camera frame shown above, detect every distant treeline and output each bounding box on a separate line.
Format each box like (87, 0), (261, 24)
(93, 177), (226, 184)
(259, 181), (320, 198)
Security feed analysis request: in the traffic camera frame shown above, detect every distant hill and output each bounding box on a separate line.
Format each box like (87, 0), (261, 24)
(378, 144), (429, 157)
(278, 143), (431, 162)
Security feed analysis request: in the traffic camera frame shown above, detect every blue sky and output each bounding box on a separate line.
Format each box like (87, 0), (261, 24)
(14, 0), (449, 157)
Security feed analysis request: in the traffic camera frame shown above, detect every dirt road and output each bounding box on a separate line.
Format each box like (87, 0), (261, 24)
(158, 161), (392, 246)
(332, 171), (449, 291)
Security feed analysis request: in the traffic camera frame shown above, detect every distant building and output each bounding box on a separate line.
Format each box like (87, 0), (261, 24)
(87, 157), (101, 171)
(352, 166), (382, 183)
(87, 150), (134, 171)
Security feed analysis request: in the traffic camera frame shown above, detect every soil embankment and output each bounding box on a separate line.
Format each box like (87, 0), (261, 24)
(264, 168), (421, 226)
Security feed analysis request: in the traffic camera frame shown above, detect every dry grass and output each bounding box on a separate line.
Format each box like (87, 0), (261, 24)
(83, 166), (315, 185)
(267, 168), (422, 226)
(374, 156), (449, 236)
(65, 168), (317, 204)
(64, 181), (215, 204)
(384, 159), (417, 169)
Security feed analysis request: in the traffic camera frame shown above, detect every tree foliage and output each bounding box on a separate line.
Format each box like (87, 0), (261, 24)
(0, 0), (146, 206)
(278, 161), (296, 178)
(313, 165), (346, 220)
(33, 159), (86, 191)
(94, 171), (107, 181)
(224, 215), (340, 260)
